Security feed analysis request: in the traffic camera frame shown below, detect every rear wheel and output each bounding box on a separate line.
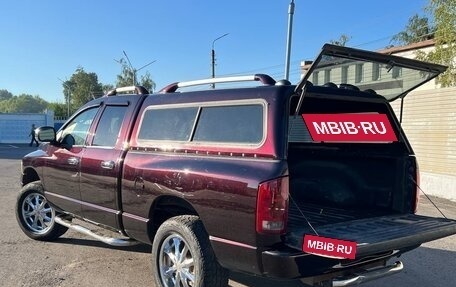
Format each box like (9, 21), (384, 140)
(151, 215), (229, 287)
(16, 181), (68, 241)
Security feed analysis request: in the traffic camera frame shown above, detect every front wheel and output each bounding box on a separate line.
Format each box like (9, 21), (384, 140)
(15, 181), (68, 241)
(151, 215), (229, 287)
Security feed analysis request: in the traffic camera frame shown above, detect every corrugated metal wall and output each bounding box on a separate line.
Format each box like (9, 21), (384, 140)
(391, 87), (456, 176)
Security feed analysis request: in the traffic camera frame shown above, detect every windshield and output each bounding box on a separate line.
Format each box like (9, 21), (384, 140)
(298, 44), (446, 102)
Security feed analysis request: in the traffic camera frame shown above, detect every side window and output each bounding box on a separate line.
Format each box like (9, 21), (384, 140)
(372, 63), (380, 81)
(355, 63), (364, 83)
(312, 71), (319, 85)
(58, 108), (99, 146)
(341, 66), (348, 83)
(193, 105), (263, 144)
(138, 107), (198, 141)
(92, 106), (128, 147)
(392, 66), (402, 79)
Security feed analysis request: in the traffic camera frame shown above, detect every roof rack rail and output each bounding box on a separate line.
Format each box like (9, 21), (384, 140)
(105, 85), (149, 96)
(159, 74), (276, 93)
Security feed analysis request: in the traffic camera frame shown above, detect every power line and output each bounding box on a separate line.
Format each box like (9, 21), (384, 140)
(217, 27), (436, 81)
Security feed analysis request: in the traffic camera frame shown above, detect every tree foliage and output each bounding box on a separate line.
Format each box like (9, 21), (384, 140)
(47, 102), (67, 118)
(102, 84), (115, 94)
(0, 94), (48, 113)
(0, 89), (13, 101)
(0, 58), (157, 116)
(416, 0), (456, 87)
(139, 71), (155, 92)
(329, 34), (352, 46)
(391, 14), (435, 45)
(116, 58), (135, 88)
(116, 58), (156, 92)
(63, 67), (103, 113)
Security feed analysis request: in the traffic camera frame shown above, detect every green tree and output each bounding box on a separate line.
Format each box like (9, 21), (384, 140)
(391, 14), (435, 45)
(0, 94), (48, 113)
(116, 58), (156, 92)
(329, 34), (352, 46)
(63, 67), (103, 112)
(139, 71), (156, 92)
(417, 0), (456, 87)
(102, 84), (115, 94)
(47, 102), (67, 118)
(0, 89), (13, 101)
(116, 58), (134, 88)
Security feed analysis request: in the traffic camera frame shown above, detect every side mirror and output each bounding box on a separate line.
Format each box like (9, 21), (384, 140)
(36, 126), (56, 142)
(61, 134), (75, 150)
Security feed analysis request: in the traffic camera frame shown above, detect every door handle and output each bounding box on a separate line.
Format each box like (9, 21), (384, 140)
(67, 157), (79, 166)
(101, 160), (115, 170)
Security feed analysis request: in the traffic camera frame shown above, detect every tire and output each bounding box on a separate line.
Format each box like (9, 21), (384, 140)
(151, 215), (229, 287)
(15, 181), (69, 241)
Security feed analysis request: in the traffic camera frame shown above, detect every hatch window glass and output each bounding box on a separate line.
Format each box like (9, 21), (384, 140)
(301, 44), (444, 101)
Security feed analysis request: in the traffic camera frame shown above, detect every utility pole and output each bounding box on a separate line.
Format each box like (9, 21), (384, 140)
(211, 33), (229, 89)
(118, 51), (156, 87)
(123, 51), (136, 86)
(284, 0), (295, 81)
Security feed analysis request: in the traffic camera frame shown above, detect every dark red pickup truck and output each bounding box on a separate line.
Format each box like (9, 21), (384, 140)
(16, 45), (456, 287)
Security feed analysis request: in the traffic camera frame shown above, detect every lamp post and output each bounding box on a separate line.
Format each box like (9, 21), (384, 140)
(284, 0), (295, 81)
(211, 33), (229, 88)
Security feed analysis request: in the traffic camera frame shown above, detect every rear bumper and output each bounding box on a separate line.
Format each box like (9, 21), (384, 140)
(211, 235), (416, 280)
(261, 245), (407, 279)
(261, 247), (312, 278)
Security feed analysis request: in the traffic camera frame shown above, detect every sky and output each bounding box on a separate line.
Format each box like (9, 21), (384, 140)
(0, 0), (430, 103)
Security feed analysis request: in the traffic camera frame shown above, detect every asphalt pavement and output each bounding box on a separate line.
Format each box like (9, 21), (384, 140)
(0, 144), (455, 287)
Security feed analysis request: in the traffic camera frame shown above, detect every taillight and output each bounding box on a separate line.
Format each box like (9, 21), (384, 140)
(256, 177), (289, 234)
(413, 161), (420, 213)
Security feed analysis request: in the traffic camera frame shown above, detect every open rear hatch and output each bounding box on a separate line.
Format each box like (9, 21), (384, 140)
(285, 44), (456, 259)
(295, 43), (447, 105)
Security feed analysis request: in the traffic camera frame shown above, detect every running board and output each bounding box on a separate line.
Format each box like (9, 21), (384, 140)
(331, 261), (403, 286)
(55, 216), (140, 247)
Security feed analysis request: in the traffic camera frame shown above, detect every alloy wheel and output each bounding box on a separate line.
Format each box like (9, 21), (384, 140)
(21, 192), (55, 234)
(159, 233), (196, 287)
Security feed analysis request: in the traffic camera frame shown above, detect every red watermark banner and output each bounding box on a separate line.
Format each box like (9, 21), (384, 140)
(303, 234), (357, 259)
(302, 113), (398, 142)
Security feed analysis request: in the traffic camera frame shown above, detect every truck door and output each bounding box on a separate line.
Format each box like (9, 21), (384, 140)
(43, 107), (100, 216)
(79, 102), (129, 229)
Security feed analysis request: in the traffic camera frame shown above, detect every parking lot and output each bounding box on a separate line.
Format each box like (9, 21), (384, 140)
(1, 144), (455, 287)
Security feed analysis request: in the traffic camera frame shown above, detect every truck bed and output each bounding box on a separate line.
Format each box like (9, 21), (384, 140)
(285, 200), (456, 258)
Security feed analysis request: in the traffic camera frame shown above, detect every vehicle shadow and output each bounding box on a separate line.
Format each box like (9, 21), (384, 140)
(0, 145), (38, 160)
(54, 236), (309, 286)
(48, 233), (456, 287)
(361, 245), (456, 286)
(229, 246), (456, 287)
(229, 272), (308, 287)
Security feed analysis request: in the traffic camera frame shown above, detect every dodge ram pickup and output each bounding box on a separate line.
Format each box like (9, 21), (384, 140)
(16, 44), (456, 287)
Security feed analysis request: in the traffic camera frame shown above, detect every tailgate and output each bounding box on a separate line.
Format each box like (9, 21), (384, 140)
(285, 213), (456, 258)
